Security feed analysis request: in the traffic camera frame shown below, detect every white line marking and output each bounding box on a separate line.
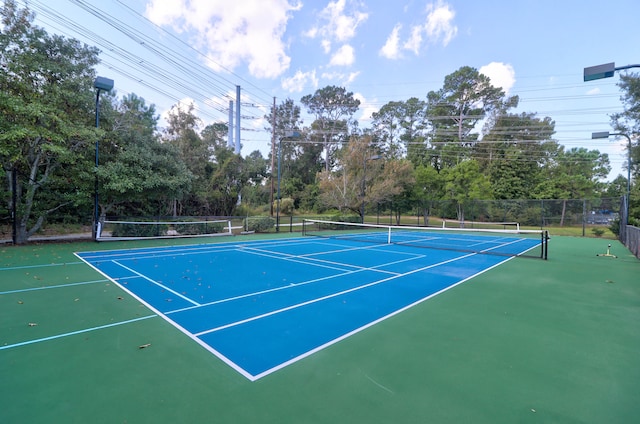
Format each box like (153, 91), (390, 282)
(194, 252), (476, 337)
(0, 315), (157, 351)
(0, 279), (109, 295)
(112, 260), (200, 306)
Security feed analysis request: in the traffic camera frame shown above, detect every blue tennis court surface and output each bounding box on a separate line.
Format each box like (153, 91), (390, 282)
(76, 234), (540, 380)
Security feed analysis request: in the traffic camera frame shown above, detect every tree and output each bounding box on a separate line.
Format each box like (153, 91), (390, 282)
(413, 164), (445, 225)
(534, 147), (610, 225)
(301, 86), (360, 171)
(477, 112), (557, 199)
(264, 98), (316, 211)
(610, 72), (639, 220)
(442, 159), (492, 223)
(0, 0), (100, 243)
(426, 66), (518, 170)
(371, 97), (429, 164)
(317, 135), (413, 221)
(95, 94), (192, 218)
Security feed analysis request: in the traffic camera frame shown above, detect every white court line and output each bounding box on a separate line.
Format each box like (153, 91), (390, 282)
(167, 250), (426, 315)
(0, 279), (108, 295)
(0, 261), (84, 271)
(194, 251), (476, 337)
(112, 260), (200, 306)
(0, 315), (157, 351)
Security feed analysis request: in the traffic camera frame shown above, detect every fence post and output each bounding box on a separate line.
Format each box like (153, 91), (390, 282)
(12, 167), (17, 245)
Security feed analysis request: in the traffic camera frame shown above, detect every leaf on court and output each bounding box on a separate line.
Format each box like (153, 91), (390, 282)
(117, 296), (124, 300)
(28, 323), (38, 327)
(606, 280), (615, 284)
(138, 343), (151, 349)
(17, 300), (23, 304)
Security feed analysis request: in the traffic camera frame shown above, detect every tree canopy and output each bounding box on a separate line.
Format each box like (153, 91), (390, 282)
(1, 1), (636, 242)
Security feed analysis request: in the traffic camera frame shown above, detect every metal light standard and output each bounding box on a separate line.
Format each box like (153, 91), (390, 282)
(361, 154), (381, 223)
(592, 131), (632, 226)
(276, 130), (301, 232)
(93, 76), (114, 241)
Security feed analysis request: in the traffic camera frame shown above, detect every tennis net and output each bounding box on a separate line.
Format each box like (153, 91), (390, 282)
(302, 219), (549, 259)
(97, 219), (233, 241)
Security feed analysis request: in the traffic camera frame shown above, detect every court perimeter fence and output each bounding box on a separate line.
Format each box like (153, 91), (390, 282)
(2, 196), (639, 258)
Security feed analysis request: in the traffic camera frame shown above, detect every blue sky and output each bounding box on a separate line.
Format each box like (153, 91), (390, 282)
(25, 0), (639, 180)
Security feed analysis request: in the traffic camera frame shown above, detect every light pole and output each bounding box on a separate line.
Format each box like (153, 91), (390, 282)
(276, 130), (301, 232)
(93, 76), (114, 241)
(361, 154), (382, 223)
(592, 131), (632, 226)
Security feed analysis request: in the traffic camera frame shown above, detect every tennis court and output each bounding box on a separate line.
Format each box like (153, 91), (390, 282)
(75, 224), (543, 380)
(1, 231), (639, 423)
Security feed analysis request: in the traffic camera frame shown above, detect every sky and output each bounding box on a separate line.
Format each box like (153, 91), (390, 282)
(22, 0), (640, 181)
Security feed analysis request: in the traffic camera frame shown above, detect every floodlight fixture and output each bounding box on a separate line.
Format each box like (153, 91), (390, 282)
(584, 62), (640, 82)
(93, 76), (114, 92)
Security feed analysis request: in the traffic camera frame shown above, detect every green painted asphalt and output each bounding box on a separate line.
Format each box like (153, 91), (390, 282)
(1, 235), (638, 423)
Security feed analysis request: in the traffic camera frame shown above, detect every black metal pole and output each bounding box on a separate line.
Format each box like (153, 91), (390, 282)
(276, 137), (282, 232)
(93, 89), (101, 241)
(12, 167), (17, 244)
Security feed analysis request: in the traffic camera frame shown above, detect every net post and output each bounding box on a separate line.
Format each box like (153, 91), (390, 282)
(387, 226), (392, 244)
(541, 230), (548, 260)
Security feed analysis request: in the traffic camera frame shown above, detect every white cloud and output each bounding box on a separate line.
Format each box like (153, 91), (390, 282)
(380, 1), (458, 60)
(379, 24), (402, 59)
(479, 62), (516, 95)
(281, 70), (319, 93)
(145, 0), (301, 79)
(321, 71), (361, 85)
(329, 44), (355, 67)
(403, 25), (423, 55)
(305, 0), (368, 58)
(354, 92), (378, 123)
(424, 1), (458, 46)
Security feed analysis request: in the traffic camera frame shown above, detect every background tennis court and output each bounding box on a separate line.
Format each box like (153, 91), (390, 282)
(1, 234), (639, 423)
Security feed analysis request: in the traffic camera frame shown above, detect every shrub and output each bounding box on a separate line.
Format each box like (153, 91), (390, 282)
(245, 216), (275, 232)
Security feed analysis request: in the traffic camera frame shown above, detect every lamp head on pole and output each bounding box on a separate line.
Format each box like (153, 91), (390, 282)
(94, 76), (114, 92)
(584, 62), (615, 82)
(592, 131), (611, 139)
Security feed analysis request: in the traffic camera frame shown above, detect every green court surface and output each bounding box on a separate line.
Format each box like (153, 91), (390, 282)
(1, 235), (639, 423)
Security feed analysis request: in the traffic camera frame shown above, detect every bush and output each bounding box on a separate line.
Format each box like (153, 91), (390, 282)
(244, 216), (275, 232)
(111, 222), (168, 237)
(177, 222), (224, 235)
(591, 228), (605, 237)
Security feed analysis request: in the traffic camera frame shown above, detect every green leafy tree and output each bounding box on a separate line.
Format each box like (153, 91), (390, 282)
(442, 159), (492, 223)
(413, 164), (445, 225)
(534, 147), (610, 225)
(0, 0), (99, 243)
(96, 94), (192, 218)
(371, 97), (429, 164)
(317, 135), (413, 221)
(301, 85), (360, 171)
(426, 66), (518, 170)
(477, 112), (557, 199)
(610, 72), (639, 220)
